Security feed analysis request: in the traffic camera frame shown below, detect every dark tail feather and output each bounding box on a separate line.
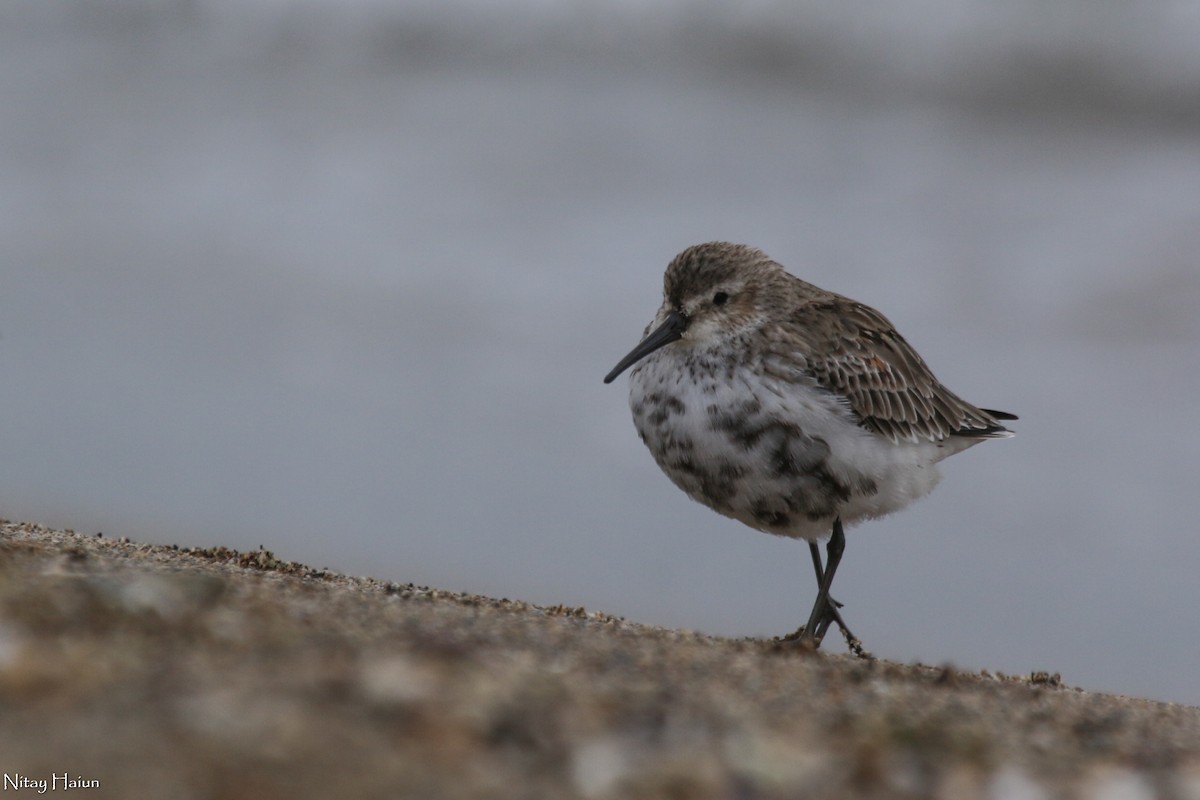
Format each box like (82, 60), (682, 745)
(949, 407), (1017, 439)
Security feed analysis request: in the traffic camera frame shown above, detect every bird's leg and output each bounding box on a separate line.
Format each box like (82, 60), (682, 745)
(779, 520), (870, 658)
(799, 520), (844, 645)
(782, 527), (849, 647)
(807, 541), (824, 584)
(809, 523), (845, 641)
(796, 519), (857, 650)
(807, 541), (843, 611)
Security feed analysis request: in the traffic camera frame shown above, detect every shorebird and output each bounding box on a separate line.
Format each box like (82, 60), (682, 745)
(604, 242), (1015, 651)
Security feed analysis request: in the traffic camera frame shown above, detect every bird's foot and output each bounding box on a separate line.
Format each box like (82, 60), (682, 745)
(776, 594), (872, 659)
(839, 626), (874, 661)
(777, 625), (820, 650)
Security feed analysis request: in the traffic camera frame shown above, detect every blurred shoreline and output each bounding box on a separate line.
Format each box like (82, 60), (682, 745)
(10, 0), (1200, 122)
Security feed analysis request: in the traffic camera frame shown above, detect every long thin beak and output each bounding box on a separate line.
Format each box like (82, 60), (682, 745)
(603, 311), (687, 384)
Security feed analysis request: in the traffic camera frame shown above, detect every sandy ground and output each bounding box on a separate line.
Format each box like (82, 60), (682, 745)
(0, 520), (1197, 800)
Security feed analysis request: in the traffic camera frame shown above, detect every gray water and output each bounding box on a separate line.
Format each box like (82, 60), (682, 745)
(4, 1), (1199, 705)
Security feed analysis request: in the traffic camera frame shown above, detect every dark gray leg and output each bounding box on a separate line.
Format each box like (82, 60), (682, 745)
(798, 519), (860, 651)
(807, 541), (844, 611)
(780, 522), (869, 658)
(807, 541), (824, 585)
(800, 519), (844, 642)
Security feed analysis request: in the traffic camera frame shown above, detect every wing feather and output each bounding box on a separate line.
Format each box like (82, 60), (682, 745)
(779, 299), (1014, 443)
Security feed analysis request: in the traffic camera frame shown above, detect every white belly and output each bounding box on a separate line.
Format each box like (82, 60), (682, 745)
(628, 352), (959, 541)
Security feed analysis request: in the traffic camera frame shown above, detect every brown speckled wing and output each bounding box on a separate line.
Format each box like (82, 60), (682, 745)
(784, 300), (1013, 444)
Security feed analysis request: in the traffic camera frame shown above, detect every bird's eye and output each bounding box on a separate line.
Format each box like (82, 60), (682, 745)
(712, 292), (729, 306)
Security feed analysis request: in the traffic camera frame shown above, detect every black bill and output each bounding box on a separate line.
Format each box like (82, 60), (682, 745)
(603, 310), (687, 384)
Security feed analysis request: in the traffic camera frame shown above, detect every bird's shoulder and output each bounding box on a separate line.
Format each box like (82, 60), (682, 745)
(761, 293), (1010, 443)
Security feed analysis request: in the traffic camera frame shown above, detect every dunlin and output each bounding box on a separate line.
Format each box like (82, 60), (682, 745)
(604, 242), (1015, 652)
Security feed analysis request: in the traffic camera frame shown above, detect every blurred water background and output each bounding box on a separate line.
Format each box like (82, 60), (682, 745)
(3, 0), (1199, 705)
